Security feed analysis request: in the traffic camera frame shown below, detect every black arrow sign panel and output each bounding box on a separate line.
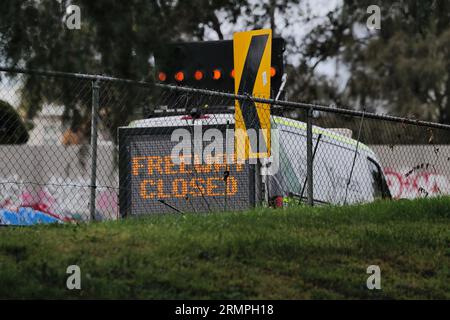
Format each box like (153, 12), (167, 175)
(237, 34), (269, 155)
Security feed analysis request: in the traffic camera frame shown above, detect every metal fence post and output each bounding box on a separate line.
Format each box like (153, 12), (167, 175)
(306, 107), (314, 206)
(89, 79), (100, 221)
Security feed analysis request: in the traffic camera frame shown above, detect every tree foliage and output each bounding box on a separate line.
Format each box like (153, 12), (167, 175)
(297, 0), (450, 123)
(0, 99), (29, 144)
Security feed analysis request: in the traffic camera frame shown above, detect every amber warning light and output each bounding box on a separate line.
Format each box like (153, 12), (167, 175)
(158, 72), (167, 82)
(212, 69), (222, 80)
(270, 67), (276, 77)
(156, 67), (276, 83)
(174, 71), (185, 82)
(194, 70), (204, 81)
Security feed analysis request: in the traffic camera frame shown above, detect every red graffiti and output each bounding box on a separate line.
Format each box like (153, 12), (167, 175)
(384, 168), (449, 199)
(0, 189), (72, 222)
(96, 191), (119, 219)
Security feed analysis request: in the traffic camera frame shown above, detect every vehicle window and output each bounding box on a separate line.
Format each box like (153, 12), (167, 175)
(367, 157), (391, 199)
(267, 130), (305, 201)
(279, 132), (303, 191)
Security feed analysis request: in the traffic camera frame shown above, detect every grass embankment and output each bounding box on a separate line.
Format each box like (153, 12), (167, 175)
(0, 197), (449, 299)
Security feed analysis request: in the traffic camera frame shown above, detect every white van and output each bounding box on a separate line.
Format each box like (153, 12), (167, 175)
(269, 116), (391, 206)
(121, 112), (391, 214)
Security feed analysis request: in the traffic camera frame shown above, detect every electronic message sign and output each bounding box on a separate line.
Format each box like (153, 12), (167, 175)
(119, 127), (256, 216)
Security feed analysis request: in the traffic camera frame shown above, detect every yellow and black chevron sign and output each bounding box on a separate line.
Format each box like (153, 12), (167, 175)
(233, 29), (272, 160)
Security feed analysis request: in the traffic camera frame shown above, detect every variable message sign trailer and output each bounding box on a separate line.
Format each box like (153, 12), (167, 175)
(118, 114), (261, 217)
(118, 113), (391, 217)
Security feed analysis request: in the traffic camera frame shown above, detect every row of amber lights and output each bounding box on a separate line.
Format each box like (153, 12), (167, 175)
(158, 67), (277, 82)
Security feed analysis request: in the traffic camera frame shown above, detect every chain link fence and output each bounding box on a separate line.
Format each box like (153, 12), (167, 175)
(1, 67), (450, 223)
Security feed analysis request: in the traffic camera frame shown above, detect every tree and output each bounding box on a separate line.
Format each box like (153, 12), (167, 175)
(0, 99), (29, 144)
(296, 0), (450, 123)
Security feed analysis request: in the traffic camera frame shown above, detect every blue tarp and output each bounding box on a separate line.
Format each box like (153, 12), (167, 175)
(0, 208), (63, 226)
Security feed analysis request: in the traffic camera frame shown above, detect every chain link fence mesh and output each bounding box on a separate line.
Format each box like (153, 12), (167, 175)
(1, 68), (450, 223)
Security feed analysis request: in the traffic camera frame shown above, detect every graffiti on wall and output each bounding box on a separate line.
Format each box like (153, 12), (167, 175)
(384, 167), (450, 199)
(0, 145), (119, 224)
(0, 175), (119, 222)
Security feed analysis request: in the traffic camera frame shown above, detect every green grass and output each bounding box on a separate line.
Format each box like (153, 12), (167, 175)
(0, 197), (449, 299)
